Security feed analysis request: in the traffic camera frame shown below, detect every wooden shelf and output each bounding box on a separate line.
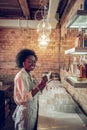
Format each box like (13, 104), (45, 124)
(65, 76), (87, 88)
(65, 47), (87, 55)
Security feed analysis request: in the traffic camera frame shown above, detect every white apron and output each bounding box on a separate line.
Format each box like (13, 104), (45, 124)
(13, 68), (39, 130)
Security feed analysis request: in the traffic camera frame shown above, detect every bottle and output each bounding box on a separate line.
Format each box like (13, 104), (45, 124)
(77, 56), (86, 81)
(82, 56), (86, 80)
(75, 34), (83, 48)
(77, 56), (83, 81)
(71, 57), (77, 76)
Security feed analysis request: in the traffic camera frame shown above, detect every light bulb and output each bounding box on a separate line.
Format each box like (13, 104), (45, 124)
(39, 40), (48, 46)
(38, 34), (50, 46)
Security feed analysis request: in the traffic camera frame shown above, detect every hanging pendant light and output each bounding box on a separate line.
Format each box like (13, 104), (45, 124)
(35, 0), (51, 48)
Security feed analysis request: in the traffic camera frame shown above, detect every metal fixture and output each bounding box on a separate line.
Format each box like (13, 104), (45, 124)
(66, 10), (87, 28)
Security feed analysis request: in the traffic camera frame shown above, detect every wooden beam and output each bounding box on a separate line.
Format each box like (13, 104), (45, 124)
(60, 0), (76, 24)
(58, 0), (68, 17)
(18, 0), (30, 19)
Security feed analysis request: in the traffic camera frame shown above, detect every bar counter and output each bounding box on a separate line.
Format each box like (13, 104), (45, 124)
(37, 83), (85, 130)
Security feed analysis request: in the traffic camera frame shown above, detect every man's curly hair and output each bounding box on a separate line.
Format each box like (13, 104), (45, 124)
(16, 49), (38, 68)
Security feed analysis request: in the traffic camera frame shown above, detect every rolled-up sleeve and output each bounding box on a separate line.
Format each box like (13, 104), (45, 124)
(14, 75), (32, 105)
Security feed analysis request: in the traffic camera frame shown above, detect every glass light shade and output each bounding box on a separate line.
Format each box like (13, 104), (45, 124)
(37, 19), (51, 36)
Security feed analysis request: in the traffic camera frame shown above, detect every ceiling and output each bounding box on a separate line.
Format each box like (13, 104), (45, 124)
(0, 0), (70, 29)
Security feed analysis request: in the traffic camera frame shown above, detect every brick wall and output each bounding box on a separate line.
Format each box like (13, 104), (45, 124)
(0, 28), (60, 84)
(60, 69), (87, 114)
(0, 1), (84, 85)
(60, 0), (87, 115)
(0, 0), (87, 114)
(60, 0), (84, 69)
